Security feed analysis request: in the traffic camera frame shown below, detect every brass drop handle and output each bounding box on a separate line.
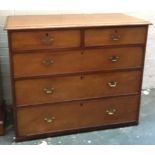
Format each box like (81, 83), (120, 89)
(108, 81), (117, 88)
(42, 34), (54, 44)
(43, 87), (55, 94)
(44, 116), (55, 123)
(42, 59), (54, 66)
(106, 108), (116, 115)
(111, 34), (121, 41)
(109, 56), (119, 62)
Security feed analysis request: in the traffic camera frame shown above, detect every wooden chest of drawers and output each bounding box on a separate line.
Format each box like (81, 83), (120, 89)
(5, 13), (150, 141)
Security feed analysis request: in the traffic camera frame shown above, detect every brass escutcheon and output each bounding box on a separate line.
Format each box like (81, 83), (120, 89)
(109, 56), (119, 62)
(106, 108), (116, 115)
(42, 33), (54, 44)
(111, 34), (121, 41)
(44, 116), (55, 123)
(42, 59), (54, 66)
(108, 81), (117, 88)
(43, 87), (55, 94)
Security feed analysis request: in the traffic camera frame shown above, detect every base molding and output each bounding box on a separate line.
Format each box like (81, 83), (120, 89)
(15, 121), (138, 142)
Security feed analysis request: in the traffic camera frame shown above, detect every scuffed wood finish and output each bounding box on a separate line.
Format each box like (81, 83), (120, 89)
(11, 30), (81, 50)
(5, 13), (150, 30)
(17, 95), (139, 136)
(5, 13), (149, 141)
(13, 47), (143, 78)
(85, 27), (146, 46)
(15, 71), (141, 106)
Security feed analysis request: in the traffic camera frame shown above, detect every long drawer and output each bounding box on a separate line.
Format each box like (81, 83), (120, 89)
(85, 27), (146, 47)
(17, 95), (139, 137)
(15, 71), (141, 106)
(11, 30), (81, 51)
(13, 47), (143, 78)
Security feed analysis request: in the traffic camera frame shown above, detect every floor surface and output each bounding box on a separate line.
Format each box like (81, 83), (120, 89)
(0, 88), (154, 145)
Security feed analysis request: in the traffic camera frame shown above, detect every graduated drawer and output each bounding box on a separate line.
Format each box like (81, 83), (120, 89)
(13, 47), (143, 78)
(85, 27), (146, 47)
(17, 95), (139, 137)
(15, 71), (141, 106)
(10, 30), (80, 51)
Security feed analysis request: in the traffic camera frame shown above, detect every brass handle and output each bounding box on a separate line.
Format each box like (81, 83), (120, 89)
(106, 108), (116, 115)
(108, 81), (117, 88)
(109, 56), (119, 62)
(42, 59), (54, 66)
(44, 116), (55, 123)
(43, 87), (55, 94)
(42, 34), (54, 44)
(111, 34), (120, 41)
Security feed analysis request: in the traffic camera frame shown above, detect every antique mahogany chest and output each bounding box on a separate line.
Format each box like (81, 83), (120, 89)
(5, 13), (150, 141)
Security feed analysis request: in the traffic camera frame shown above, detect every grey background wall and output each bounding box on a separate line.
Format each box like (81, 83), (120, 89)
(0, 10), (155, 105)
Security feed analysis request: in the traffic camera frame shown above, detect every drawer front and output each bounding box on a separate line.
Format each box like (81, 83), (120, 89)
(17, 95), (139, 136)
(15, 71), (141, 106)
(13, 47), (143, 78)
(11, 30), (80, 50)
(85, 27), (146, 47)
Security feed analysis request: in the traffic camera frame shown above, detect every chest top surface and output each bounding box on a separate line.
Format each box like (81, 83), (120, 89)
(5, 13), (150, 30)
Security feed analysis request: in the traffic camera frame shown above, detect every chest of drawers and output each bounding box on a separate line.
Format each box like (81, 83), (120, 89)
(5, 13), (150, 141)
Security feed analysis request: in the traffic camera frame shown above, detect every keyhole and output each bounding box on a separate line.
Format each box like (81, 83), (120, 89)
(80, 103), (84, 106)
(114, 30), (118, 33)
(81, 51), (84, 55)
(80, 75), (84, 80)
(45, 33), (49, 36)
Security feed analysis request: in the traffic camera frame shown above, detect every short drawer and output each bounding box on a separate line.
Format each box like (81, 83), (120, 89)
(17, 95), (139, 137)
(11, 30), (81, 50)
(13, 47), (143, 78)
(85, 27), (146, 47)
(15, 71), (141, 106)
